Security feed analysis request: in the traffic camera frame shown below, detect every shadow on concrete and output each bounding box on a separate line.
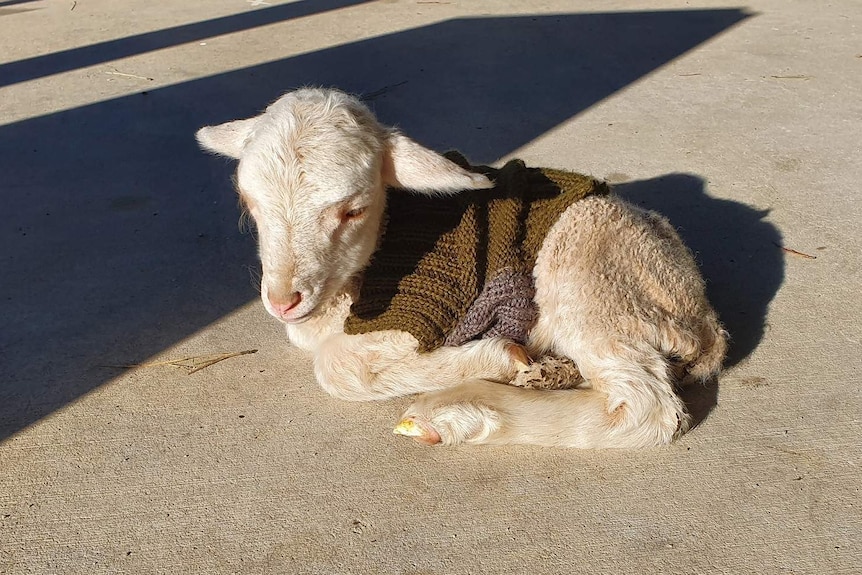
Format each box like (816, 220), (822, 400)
(0, 0), (38, 16)
(0, 0), (38, 8)
(615, 174), (784, 425)
(0, 0), (375, 87)
(0, 10), (751, 440)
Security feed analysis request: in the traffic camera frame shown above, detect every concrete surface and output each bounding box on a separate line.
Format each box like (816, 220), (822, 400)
(1, 0), (859, 573)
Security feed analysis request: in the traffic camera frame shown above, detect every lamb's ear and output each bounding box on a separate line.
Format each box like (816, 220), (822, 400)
(195, 117), (258, 159)
(382, 132), (494, 194)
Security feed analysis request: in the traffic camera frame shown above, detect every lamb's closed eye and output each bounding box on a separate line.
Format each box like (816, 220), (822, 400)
(341, 206), (367, 221)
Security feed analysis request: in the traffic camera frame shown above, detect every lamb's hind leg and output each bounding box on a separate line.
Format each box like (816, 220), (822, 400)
(396, 343), (688, 448)
(396, 380), (609, 447)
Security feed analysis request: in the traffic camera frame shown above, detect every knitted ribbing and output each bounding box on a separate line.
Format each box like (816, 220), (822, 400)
(344, 152), (610, 352)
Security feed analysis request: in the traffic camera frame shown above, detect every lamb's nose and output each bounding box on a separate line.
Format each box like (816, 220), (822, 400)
(269, 292), (302, 318)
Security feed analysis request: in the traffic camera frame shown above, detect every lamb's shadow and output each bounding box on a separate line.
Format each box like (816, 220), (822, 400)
(614, 174), (783, 425)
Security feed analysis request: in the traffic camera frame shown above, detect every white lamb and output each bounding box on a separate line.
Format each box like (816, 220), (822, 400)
(196, 87), (727, 448)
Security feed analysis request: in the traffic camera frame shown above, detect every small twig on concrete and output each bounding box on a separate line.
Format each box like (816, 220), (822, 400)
(769, 75), (810, 80)
(773, 242), (816, 259)
(105, 68), (154, 81)
(70, 1), (77, 11)
(360, 81), (409, 102)
(102, 349), (258, 375)
(678, 73), (702, 77)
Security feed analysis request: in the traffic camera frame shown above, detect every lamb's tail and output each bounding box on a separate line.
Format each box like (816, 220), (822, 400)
(682, 313), (728, 384)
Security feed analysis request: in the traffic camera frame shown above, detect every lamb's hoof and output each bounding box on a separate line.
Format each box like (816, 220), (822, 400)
(397, 392), (503, 446)
(505, 342), (532, 370)
(393, 416), (442, 445)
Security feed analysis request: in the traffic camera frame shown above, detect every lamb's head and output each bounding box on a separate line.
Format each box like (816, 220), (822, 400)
(196, 88), (493, 324)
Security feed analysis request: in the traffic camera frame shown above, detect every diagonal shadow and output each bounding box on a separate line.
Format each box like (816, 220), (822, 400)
(0, 10), (753, 441)
(0, 0), (375, 88)
(0, 0), (39, 8)
(0, 5), (38, 16)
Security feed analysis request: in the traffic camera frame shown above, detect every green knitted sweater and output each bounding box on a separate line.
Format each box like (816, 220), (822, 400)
(344, 152), (610, 352)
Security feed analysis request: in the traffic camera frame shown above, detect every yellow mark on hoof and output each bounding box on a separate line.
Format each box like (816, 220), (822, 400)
(393, 418), (424, 437)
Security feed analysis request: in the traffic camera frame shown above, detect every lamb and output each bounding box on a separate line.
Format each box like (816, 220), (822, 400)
(196, 87), (727, 448)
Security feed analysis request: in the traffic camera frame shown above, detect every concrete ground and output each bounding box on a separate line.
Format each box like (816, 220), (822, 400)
(1, 0), (859, 572)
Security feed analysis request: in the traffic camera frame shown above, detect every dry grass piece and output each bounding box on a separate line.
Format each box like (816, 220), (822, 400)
(773, 242), (817, 259)
(103, 349), (258, 375)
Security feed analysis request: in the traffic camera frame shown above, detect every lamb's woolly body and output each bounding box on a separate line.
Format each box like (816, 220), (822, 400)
(197, 87), (727, 449)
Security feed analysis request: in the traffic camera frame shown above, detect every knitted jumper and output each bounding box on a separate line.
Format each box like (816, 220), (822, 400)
(344, 152), (610, 352)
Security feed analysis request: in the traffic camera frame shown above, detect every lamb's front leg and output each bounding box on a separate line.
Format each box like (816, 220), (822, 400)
(313, 331), (522, 401)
